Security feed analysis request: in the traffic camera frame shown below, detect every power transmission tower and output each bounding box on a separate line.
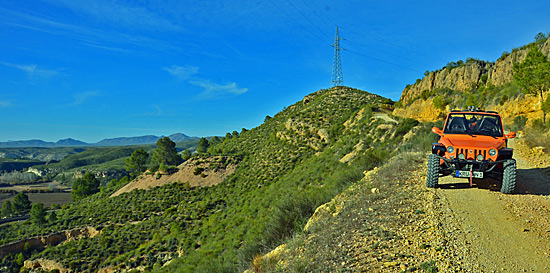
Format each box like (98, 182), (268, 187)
(331, 26), (344, 88)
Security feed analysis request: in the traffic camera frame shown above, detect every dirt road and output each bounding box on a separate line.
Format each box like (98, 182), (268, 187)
(252, 140), (550, 272)
(434, 139), (550, 271)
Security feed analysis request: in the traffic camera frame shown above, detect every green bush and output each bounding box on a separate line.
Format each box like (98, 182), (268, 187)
(395, 118), (420, 137)
(193, 167), (204, 175)
(420, 260), (438, 272)
(399, 121), (441, 153)
(499, 94), (509, 105)
(432, 96), (448, 110)
(510, 115), (527, 132)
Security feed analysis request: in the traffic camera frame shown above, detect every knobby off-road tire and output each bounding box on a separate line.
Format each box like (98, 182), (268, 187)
(500, 159), (516, 194)
(426, 154), (440, 188)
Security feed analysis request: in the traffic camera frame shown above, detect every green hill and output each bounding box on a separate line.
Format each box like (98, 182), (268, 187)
(0, 87), (428, 272)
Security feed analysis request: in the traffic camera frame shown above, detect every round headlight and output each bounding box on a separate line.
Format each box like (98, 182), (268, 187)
(477, 154), (484, 161)
(458, 153), (465, 160)
(489, 149), (497, 156)
(447, 146), (455, 153)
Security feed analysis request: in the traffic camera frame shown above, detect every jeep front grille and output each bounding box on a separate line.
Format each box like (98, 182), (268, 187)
(456, 148), (487, 160)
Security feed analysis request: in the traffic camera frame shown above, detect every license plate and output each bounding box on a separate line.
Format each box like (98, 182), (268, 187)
(456, 170), (483, 178)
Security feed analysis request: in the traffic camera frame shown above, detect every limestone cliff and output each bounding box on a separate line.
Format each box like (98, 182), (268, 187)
(393, 38), (550, 123)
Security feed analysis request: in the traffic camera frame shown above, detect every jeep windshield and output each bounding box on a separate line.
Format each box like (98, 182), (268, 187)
(444, 113), (503, 137)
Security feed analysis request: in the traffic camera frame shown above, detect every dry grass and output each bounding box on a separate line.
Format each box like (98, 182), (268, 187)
(251, 152), (429, 272)
(522, 125), (550, 153)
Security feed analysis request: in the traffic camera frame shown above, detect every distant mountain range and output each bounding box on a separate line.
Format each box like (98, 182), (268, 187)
(0, 133), (196, 148)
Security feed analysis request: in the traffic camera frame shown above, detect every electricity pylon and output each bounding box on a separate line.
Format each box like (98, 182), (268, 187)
(331, 26), (344, 88)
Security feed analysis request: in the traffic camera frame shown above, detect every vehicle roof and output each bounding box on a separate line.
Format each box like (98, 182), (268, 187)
(448, 110), (501, 116)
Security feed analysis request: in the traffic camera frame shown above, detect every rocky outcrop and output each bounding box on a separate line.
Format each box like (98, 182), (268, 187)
(393, 90), (549, 124)
(395, 38), (550, 122)
(393, 98), (443, 121)
(24, 259), (67, 273)
(399, 60), (492, 107)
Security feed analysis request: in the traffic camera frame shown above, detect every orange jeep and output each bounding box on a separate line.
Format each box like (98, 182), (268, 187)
(426, 107), (517, 193)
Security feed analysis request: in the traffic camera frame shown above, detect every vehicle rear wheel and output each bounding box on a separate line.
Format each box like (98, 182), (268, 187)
(426, 154), (439, 188)
(500, 159), (516, 194)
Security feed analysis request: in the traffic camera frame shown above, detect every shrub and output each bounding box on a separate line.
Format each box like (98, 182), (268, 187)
(523, 119), (550, 152)
(193, 167), (204, 176)
(399, 122), (440, 153)
(499, 94), (509, 105)
(262, 192), (322, 250)
(432, 96), (448, 110)
(395, 118), (420, 137)
(421, 89), (432, 100)
(420, 260), (438, 272)
(509, 115), (527, 132)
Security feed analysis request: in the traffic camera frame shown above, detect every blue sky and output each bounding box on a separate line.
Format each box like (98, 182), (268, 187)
(1, 0), (550, 142)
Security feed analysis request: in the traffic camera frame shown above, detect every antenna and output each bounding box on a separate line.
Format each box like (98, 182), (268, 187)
(331, 26), (344, 88)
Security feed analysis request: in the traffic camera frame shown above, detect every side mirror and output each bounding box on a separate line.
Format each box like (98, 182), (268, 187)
(432, 127), (443, 136)
(504, 132), (516, 139)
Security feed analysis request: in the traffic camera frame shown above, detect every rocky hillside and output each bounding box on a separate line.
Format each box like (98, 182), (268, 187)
(1, 87), (406, 273)
(394, 37), (550, 123)
(251, 36), (550, 273)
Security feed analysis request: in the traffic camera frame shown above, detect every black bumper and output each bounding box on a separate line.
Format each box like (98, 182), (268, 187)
(432, 154), (508, 173)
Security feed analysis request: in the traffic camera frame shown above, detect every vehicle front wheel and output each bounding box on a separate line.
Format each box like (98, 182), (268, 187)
(426, 154), (440, 188)
(500, 159), (516, 194)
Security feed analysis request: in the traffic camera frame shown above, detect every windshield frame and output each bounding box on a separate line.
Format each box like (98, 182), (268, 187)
(443, 113), (504, 137)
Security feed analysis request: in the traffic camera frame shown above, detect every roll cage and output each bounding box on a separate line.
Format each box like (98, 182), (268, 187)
(444, 113), (503, 137)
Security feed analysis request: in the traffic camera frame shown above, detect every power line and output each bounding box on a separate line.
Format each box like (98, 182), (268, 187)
(346, 39), (434, 68)
(300, 0), (333, 30)
(303, 0), (337, 29)
(285, 0), (331, 40)
(346, 48), (422, 73)
(267, 0), (327, 44)
(338, 26), (449, 64)
(266, 1), (423, 75)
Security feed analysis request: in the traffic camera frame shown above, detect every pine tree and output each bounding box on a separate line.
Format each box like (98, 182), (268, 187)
(513, 46), (550, 123)
(30, 203), (47, 227)
(48, 210), (58, 224)
(2, 200), (13, 217)
(125, 148), (149, 176)
(12, 193), (31, 213)
(197, 137), (210, 153)
(72, 172), (100, 201)
(150, 137), (182, 171)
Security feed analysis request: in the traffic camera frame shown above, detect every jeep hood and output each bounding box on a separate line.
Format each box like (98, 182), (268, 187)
(441, 136), (504, 149)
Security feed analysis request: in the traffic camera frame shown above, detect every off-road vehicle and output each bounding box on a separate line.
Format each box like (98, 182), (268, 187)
(426, 107), (517, 193)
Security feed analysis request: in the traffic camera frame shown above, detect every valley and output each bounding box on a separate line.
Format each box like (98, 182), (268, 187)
(3, 2), (550, 272)
(0, 37), (549, 273)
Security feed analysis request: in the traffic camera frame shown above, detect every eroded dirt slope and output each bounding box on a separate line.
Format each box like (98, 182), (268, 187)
(111, 156), (237, 197)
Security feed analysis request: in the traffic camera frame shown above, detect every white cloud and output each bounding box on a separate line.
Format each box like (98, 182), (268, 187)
(0, 7), (181, 53)
(0, 100), (11, 108)
(70, 91), (101, 106)
(163, 65), (199, 80)
(1, 62), (62, 79)
(163, 64), (248, 99)
(190, 80), (248, 99)
(143, 104), (165, 116)
(41, 0), (183, 32)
